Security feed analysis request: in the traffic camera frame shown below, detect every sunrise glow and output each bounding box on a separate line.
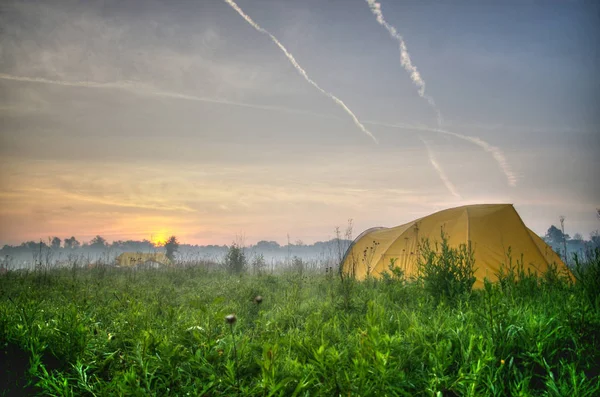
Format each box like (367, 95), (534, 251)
(150, 231), (171, 247)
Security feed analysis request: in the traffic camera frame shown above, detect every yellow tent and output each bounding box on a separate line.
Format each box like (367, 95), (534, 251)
(342, 204), (572, 288)
(115, 252), (172, 268)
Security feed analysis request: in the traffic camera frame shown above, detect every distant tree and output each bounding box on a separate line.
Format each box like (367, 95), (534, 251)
(591, 231), (600, 249)
(545, 225), (569, 247)
(255, 240), (280, 251)
(225, 242), (246, 274)
(111, 240), (125, 250)
(50, 237), (61, 250)
(164, 236), (179, 262)
(89, 235), (107, 249)
(64, 236), (80, 249)
(24, 241), (40, 250)
(572, 233), (583, 242)
(110, 239), (153, 252)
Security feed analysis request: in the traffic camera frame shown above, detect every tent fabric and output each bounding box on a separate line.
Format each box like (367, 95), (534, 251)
(115, 252), (171, 268)
(342, 204), (572, 288)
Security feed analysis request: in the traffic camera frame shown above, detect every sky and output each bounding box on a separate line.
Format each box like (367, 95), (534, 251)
(0, 0), (599, 246)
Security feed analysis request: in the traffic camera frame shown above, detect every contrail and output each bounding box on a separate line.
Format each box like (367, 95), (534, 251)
(364, 1), (517, 187)
(365, 119), (517, 186)
(223, 0), (378, 144)
(365, 0), (454, 195)
(0, 73), (138, 89)
(0, 72), (516, 186)
(424, 127), (517, 187)
(365, 0), (442, 127)
(442, 131), (517, 187)
(419, 137), (461, 198)
(0, 72), (334, 120)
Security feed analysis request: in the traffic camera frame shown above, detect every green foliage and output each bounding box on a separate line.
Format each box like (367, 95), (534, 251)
(496, 248), (543, 299)
(225, 243), (247, 274)
(573, 248), (600, 309)
(417, 232), (477, 303)
(0, 257), (598, 396)
(380, 258), (405, 285)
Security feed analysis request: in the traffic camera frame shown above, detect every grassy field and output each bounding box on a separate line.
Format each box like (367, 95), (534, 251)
(1, 249), (599, 396)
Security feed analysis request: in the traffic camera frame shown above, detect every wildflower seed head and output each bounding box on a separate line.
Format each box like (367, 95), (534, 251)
(225, 314), (237, 324)
(254, 295), (263, 304)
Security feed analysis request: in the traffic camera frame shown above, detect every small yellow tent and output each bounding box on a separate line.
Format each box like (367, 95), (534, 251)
(115, 252), (171, 268)
(342, 204), (572, 288)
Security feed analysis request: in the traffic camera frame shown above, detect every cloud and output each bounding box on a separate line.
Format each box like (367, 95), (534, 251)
(0, 68), (517, 189)
(223, 0), (378, 143)
(0, 154), (457, 242)
(0, 1), (304, 101)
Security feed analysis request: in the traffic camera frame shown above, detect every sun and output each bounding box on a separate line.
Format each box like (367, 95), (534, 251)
(151, 232), (170, 246)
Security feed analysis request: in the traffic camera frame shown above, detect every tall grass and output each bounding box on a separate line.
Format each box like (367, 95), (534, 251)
(417, 233), (477, 303)
(0, 253), (599, 396)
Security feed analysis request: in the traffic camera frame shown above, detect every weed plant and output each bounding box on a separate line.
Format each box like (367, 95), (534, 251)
(417, 234), (477, 303)
(0, 251), (599, 396)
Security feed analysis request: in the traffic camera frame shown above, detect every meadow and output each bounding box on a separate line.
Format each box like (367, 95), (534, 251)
(1, 248), (599, 396)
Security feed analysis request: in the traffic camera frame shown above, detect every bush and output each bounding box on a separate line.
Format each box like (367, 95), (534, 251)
(417, 232), (476, 303)
(225, 243), (246, 274)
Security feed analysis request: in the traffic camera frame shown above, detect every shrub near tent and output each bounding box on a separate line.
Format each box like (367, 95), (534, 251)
(115, 252), (172, 269)
(342, 204), (573, 288)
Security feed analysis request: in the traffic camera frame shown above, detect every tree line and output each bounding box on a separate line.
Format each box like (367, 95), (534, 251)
(2, 210), (598, 264)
